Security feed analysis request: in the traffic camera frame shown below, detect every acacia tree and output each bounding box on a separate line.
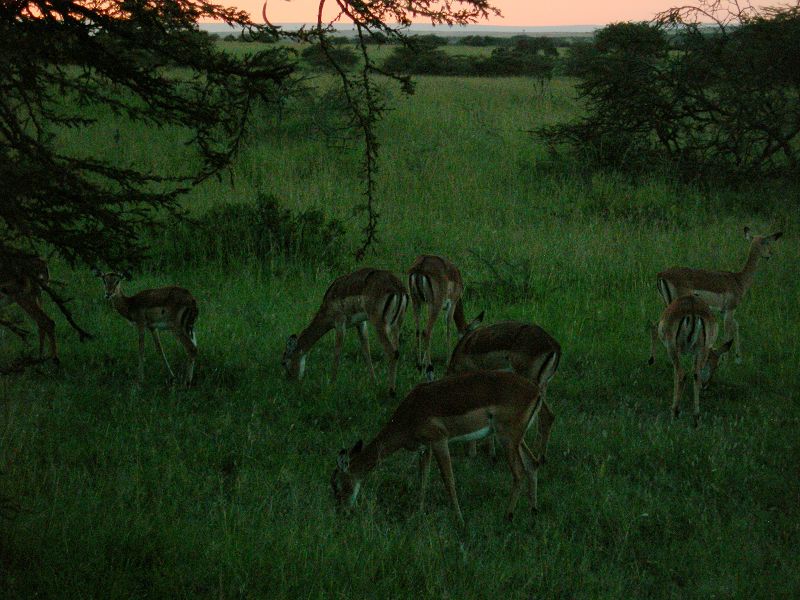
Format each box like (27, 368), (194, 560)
(1, 0), (499, 275)
(538, 1), (800, 180)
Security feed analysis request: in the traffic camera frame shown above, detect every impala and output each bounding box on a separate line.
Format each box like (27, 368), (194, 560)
(447, 321), (561, 461)
(407, 254), (483, 378)
(331, 371), (543, 524)
(282, 268), (408, 396)
(92, 269), (198, 385)
(649, 295), (733, 427)
(0, 257), (57, 363)
(657, 227), (783, 363)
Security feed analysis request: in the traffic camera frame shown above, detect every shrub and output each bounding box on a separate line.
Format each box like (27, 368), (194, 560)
(153, 193), (347, 269)
(301, 43), (359, 70)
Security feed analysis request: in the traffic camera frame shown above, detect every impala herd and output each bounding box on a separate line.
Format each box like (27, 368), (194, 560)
(0, 227), (784, 524)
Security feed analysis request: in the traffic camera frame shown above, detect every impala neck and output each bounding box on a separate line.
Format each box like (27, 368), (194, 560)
(110, 288), (133, 321)
(349, 426), (407, 479)
(295, 312), (332, 354)
(737, 243), (763, 292)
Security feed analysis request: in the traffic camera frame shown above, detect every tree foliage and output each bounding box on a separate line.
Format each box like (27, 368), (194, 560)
(1, 1), (296, 271)
(539, 1), (800, 180)
(1, 0), (499, 274)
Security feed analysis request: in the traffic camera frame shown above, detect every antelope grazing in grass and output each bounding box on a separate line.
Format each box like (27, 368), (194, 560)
(0, 257), (57, 363)
(92, 269), (198, 385)
(649, 295), (732, 427)
(407, 255), (483, 378)
(657, 227), (783, 363)
(282, 268), (407, 396)
(331, 371), (544, 524)
(447, 321), (561, 461)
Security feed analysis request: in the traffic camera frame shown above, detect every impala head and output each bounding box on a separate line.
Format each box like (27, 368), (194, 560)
(92, 267), (131, 299)
(744, 227), (783, 260)
(282, 334), (306, 379)
(331, 440), (363, 509)
(700, 339), (734, 387)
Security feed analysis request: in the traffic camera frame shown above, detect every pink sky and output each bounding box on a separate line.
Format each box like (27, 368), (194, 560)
(243, 1), (774, 27)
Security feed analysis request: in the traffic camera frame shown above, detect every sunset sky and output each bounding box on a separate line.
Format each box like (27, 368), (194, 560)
(240, 0), (775, 27)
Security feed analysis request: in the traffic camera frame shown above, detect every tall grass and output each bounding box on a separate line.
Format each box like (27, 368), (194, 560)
(1, 73), (798, 598)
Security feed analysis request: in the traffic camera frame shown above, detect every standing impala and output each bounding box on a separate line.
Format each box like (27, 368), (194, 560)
(657, 227), (783, 363)
(1, 257), (57, 363)
(407, 254), (483, 378)
(331, 371), (543, 524)
(447, 321), (561, 461)
(92, 269), (198, 385)
(649, 295), (732, 427)
(282, 268), (407, 396)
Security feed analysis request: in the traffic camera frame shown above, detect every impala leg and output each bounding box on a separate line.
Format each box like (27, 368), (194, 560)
(331, 323), (345, 383)
(505, 440), (526, 521)
(151, 330), (175, 381)
(137, 324), (146, 382)
(665, 345), (683, 419)
(411, 299), (422, 370)
(535, 398), (556, 464)
(422, 298), (444, 377)
(173, 328), (198, 386)
(692, 351), (707, 428)
(356, 321), (377, 384)
(520, 441), (540, 512)
(444, 300), (455, 355)
(723, 310), (741, 364)
(372, 318), (400, 397)
(15, 294), (57, 363)
(418, 445), (432, 511)
(431, 440), (464, 525)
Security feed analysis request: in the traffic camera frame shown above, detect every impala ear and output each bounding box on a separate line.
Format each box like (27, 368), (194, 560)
(286, 334), (298, 353)
(772, 231), (783, 241)
(337, 449), (350, 472)
(121, 270), (132, 280)
(719, 339), (734, 354)
(351, 439), (363, 454)
(91, 266), (102, 277)
(744, 226), (752, 240)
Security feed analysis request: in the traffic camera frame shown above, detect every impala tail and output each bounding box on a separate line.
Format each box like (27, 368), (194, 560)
(408, 272), (433, 304)
(382, 291), (408, 329)
(182, 300), (199, 345)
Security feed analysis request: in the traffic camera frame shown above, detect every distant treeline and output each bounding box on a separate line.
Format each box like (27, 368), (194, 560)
(216, 31), (582, 48)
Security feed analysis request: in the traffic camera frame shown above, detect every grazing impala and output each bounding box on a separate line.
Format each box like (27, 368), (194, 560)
(331, 371), (543, 524)
(649, 295), (733, 427)
(407, 254), (483, 378)
(92, 269), (198, 385)
(657, 227), (783, 363)
(282, 268), (407, 396)
(0, 257), (57, 362)
(447, 321), (561, 461)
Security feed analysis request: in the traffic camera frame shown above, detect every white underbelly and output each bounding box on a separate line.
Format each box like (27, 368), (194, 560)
(450, 426), (492, 444)
(148, 321), (171, 331)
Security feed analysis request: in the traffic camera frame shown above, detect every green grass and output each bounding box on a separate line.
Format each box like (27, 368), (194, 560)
(2, 74), (799, 598)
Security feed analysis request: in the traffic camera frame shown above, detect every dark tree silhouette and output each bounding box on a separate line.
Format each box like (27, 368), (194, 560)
(2, 0), (500, 278)
(1, 1), (297, 273)
(538, 1), (800, 180)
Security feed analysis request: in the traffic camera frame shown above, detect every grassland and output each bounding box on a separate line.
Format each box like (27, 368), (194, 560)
(1, 69), (799, 598)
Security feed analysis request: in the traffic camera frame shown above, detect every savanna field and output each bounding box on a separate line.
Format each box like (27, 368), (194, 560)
(2, 44), (800, 597)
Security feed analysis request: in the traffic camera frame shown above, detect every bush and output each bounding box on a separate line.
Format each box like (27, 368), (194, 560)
(300, 43), (359, 70)
(153, 193), (347, 269)
(539, 10), (800, 181)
